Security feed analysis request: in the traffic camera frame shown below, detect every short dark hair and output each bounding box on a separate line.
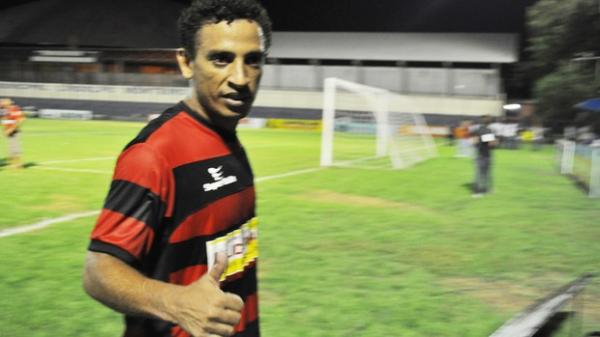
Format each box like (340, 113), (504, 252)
(481, 115), (493, 125)
(177, 0), (272, 59)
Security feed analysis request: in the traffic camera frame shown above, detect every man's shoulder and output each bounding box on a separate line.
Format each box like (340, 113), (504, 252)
(121, 102), (232, 169)
(124, 103), (188, 150)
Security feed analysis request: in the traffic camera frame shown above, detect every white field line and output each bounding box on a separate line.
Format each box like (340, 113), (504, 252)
(331, 163), (395, 171)
(40, 157), (115, 164)
(32, 166), (112, 174)
(247, 143), (315, 149)
(32, 165), (322, 180)
(27, 131), (131, 137)
(30, 156), (116, 174)
(0, 210), (100, 238)
(1, 166), (323, 238)
(256, 167), (323, 182)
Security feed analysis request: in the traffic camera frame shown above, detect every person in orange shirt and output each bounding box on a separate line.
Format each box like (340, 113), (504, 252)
(1, 99), (26, 168)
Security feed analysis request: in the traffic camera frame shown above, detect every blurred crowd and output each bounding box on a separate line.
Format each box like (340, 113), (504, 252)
(450, 117), (547, 157)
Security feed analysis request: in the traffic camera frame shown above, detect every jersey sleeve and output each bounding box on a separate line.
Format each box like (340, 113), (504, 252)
(88, 143), (172, 268)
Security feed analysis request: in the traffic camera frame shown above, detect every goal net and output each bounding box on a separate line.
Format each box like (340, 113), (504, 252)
(320, 77), (437, 170)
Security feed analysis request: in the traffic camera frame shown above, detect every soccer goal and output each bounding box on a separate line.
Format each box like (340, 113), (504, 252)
(320, 77), (437, 170)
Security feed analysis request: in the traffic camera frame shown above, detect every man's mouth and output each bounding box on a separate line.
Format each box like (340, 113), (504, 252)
(222, 93), (250, 107)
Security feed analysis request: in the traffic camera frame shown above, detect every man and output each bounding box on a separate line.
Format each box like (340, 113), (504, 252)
(1, 98), (26, 169)
(82, 1), (271, 337)
(472, 115), (497, 197)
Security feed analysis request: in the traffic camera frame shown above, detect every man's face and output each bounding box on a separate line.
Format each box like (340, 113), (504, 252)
(178, 20), (265, 129)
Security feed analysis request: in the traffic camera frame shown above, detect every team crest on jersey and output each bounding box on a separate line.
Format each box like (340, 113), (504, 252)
(203, 166), (238, 192)
(206, 217), (258, 281)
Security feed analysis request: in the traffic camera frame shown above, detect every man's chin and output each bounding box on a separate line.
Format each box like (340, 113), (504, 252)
(206, 108), (249, 129)
(223, 106), (250, 119)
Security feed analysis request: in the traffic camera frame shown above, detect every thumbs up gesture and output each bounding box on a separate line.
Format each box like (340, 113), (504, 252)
(208, 251), (229, 283)
(168, 252), (244, 337)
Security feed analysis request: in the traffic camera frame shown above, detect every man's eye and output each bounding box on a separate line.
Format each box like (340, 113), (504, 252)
(210, 55), (233, 66)
(246, 54), (264, 67)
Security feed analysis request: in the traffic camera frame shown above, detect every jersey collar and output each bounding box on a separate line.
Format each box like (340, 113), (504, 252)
(178, 101), (239, 143)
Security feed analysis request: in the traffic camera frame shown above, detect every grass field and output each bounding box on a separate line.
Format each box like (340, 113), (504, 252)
(0, 118), (599, 337)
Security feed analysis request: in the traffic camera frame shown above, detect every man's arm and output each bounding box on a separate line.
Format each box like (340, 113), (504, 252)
(83, 251), (243, 337)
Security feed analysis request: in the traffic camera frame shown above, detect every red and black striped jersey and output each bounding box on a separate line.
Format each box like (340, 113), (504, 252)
(88, 101), (259, 337)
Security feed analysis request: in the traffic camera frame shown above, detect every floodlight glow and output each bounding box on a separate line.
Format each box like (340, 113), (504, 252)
(503, 104), (521, 111)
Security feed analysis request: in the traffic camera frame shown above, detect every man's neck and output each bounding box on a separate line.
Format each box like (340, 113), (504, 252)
(183, 98), (238, 132)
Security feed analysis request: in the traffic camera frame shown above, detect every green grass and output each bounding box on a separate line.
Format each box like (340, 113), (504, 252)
(0, 119), (599, 337)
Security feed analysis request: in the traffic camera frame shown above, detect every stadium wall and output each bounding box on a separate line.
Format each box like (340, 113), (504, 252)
(1, 63), (501, 98)
(0, 81), (503, 123)
(261, 65), (501, 97)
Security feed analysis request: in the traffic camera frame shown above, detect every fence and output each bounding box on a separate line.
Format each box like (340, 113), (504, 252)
(556, 139), (600, 198)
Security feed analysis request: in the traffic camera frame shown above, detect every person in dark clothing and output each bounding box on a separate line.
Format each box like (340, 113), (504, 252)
(472, 115), (497, 196)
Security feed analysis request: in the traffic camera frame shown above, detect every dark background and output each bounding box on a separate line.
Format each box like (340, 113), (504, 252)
(261, 0), (535, 33)
(1, 0), (537, 34)
(1, 0), (539, 98)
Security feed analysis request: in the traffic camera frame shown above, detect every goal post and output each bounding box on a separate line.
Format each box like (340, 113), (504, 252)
(320, 77), (437, 169)
(320, 77), (390, 167)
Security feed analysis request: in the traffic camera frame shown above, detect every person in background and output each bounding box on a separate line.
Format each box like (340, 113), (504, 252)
(455, 120), (473, 158)
(472, 115), (497, 197)
(1, 98), (26, 169)
(82, 1), (271, 336)
(530, 122), (546, 151)
(447, 122), (456, 146)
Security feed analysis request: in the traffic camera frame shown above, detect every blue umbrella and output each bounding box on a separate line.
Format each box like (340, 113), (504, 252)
(574, 98), (600, 112)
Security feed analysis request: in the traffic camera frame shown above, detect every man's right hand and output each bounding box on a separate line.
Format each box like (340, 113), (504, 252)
(168, 252), (244, 337)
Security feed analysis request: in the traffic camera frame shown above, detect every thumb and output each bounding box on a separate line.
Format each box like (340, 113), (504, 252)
(208, 252), (228, 282)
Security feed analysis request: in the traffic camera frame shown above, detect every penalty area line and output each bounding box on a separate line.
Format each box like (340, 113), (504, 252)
(0, 210), (100, 238)
(32, 166), (112, 174)
(1, 166), (323, 238)
(255, 167), (323, 183)
(39, 157), (115, 164)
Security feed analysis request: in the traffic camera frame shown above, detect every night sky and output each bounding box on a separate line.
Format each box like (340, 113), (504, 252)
(0, 0), (537, 51)
(260, 0), (535, 34)
(1, 0), (537, 34)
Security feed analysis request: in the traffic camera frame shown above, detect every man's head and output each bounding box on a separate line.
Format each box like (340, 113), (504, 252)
(481, 115), (493, 126)
(176, 0), (272, 130)
(178, 0), (271, 61)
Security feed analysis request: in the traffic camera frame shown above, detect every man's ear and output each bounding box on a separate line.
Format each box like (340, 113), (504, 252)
(176, 48), (194, 79)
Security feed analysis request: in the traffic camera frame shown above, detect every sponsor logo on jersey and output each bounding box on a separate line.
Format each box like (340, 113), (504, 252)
(203, 166), (238, 192)
(206, 217), (258, 281)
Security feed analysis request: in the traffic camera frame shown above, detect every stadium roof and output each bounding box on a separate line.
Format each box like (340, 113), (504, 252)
(270, 32), (519, 64)
(0, 0), (184, 49)
(0, 0), (518, 64)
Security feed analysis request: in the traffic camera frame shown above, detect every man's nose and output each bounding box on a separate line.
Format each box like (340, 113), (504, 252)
(228, 61), (250, 88)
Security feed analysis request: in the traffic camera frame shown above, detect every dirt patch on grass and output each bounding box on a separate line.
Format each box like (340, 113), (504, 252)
(583, 299), (600, 325)
(256, 261), (285, 306)
(440, 276), (600, 323)
(441, 277), (541, 313)
(298, 190), (432, 212)
(30, 195), (82, 213)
